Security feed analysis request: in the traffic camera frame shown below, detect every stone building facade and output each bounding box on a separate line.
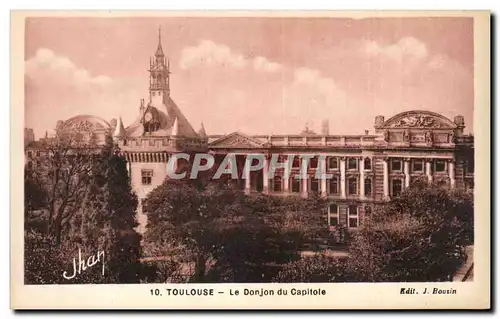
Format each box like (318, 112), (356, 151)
(25, 31), (475, 234)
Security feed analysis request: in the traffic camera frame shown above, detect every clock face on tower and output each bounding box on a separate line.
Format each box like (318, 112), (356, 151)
(144, 112), (153, 122)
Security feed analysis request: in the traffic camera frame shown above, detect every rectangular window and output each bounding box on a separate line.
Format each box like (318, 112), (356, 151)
(329, 177), (339, 195)
(364, 158), (372, 170)
(273, 177), (282, 192)
(310, 178), (320, 193)
(292, 157), (301, 168)
(291, 176), (301, 193)
(328, 157), (338, 170)
(347, 158), (358, 170)
(391, 179), (403, 197)
(391, 159), (402, 172)
(364, 178), (372, 196)
(412, 159), (424, 173)
(348, 205), (358, 228)
(136, 139), (141, 146)
(162, 139), (169, 146)
(348, 177), (358, 195)
(149, 139), (155, 146)
(435, 159), (446, 172)
(328, 204), (339, 227)
(141, 169), (153, 185)
(309, 157), (318, 169)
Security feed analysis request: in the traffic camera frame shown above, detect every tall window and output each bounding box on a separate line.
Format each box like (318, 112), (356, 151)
(309, 157), (318, 169)
(291, 176), (300, 193)
(412, 159), (424, 173)
(364, 157), (372, 170)
(310, 178), (320, 193)
(328, 204), (339, 227)
(347, 158), (358, 170)
(364, 178), (372, 196)
(391, 179), (403, 197)
(348, 177), (358, 195)
(141, 169), (153, 185)
(435, 159), (446, 172)
(329, 177), (339, 195)
(348, 205), (358, 228)
(292, 157), (301, 168)
(391, 159), (402, 172)
(273, 176), (282, 192)
(328, 157), (339, 170)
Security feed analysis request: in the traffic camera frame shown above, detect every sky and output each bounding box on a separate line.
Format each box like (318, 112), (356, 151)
(24, 17), (474, 139)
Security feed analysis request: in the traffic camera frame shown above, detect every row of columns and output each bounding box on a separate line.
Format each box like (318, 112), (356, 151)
(241, 155), (457, 198)
(382, 158), (456, 198)
(243, 156), (368, 199)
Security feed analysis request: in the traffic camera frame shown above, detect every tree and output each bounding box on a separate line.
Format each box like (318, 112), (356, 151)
(143, 176), (328, 283)
(25, 128), (97, 245)
(78, 136), (142, 283)
(24, 132), (142, 284)
(346, 181), (473, 282)
(273, 254), (349, 283)
(143, 177), (250, 282)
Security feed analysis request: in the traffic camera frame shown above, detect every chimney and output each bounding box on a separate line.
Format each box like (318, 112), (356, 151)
(321, 119), (329, 135)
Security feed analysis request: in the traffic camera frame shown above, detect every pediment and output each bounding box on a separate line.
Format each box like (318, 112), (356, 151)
(381, 111), (456, 129)
(209, 132), (265, 148)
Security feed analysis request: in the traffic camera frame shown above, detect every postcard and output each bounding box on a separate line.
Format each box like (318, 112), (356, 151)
(11, 10), (490, 310)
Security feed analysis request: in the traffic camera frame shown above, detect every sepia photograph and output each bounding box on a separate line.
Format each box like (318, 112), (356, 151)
(12, 10), (490, 309)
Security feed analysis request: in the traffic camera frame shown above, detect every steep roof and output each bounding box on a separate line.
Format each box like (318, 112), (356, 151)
(113, 117), (126, 138)
(125, 96), (199, 139)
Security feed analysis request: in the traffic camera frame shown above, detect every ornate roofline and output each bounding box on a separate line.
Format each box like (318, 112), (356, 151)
(376, 110), (458, 130)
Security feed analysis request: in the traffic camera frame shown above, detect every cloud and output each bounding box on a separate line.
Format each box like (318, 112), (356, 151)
(25, 48), (113, 87)
(292, 67), (346, 105)
(179, 40), (282, 73)
(253, 56), (282, 72)
(363, 36), (429, 62)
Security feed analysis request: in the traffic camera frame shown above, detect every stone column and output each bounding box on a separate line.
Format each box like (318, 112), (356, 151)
(383, 157), (389, 199)
(320, 155), (327, 198)
(244, 156), (251, 194)
(283, 155), (290, 192)
(263, 154), (269, 194)
(404, 158), (410, 188)
(448, 159), (456, 189)
(426, 159), (433, 183)
(359, 157), (365, 199)
(340, 157), (346, 198)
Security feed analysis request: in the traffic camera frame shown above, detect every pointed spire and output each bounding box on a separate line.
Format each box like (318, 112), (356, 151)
(113, 117), (126, 138)
(198, 122), (207, 138)
(170, 117), (179, 137)
(155, 26), (164, 57)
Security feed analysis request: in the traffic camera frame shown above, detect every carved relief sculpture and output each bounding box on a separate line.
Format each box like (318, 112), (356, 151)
(425, 130), (433, 143)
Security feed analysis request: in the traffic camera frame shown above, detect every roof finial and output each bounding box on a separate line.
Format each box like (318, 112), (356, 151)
(158, 25), (162, 45)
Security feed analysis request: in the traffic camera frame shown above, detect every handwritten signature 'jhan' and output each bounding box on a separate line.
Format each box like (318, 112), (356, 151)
(63, 248), (105, 280)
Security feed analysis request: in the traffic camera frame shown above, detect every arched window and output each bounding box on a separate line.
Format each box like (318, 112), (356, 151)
(364, 157), (372, 170)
